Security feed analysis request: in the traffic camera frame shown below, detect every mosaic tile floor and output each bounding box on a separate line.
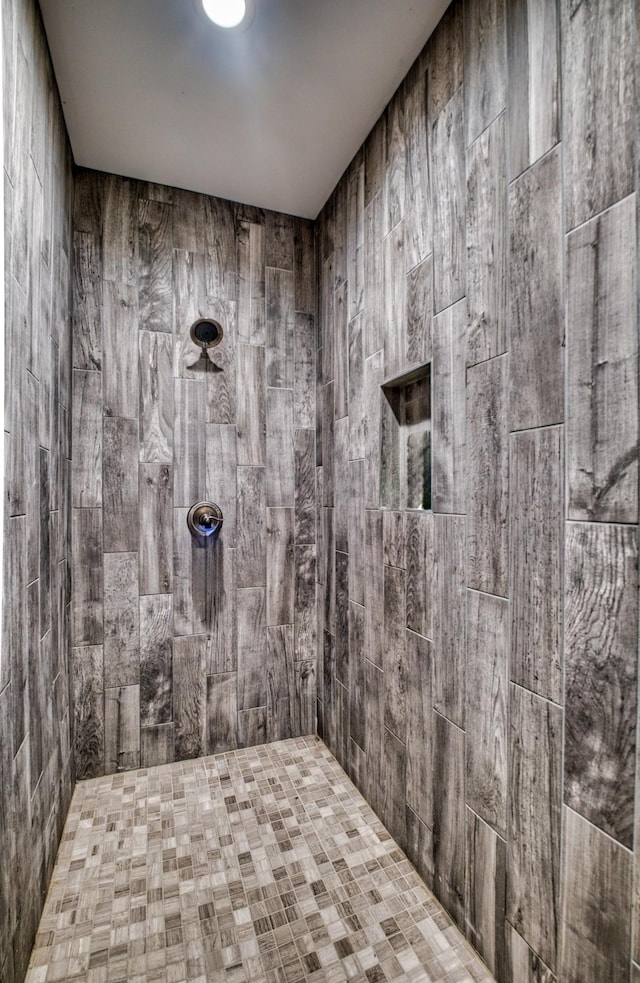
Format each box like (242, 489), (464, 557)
(25, 736), (495, 983)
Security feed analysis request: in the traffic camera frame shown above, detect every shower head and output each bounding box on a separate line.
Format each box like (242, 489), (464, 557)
(190, 318), (223, 351)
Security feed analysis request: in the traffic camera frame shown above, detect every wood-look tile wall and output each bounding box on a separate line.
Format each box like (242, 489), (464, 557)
(316, 1), (639, 980)
(71, 170), (317, 779)
(1, 0), (75, 979)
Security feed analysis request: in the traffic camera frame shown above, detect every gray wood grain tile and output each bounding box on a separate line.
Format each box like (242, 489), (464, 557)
(466, 114), (507, 365)
(237, 220), (265, 345)
(566, 195), (638, 523)
(266, 387), (294, 507)
(173, 635), (206, 760)
(266, 508), (295, 628)
(466, 589), (508, 837)
(141, 723), (175, 767)
(236, 466), (266, 588)
(509, 147), (563, 430)
(266, 267), (295, 389)
(72, 370), (102, 508)
(72, 232), (101, 370)
(237, 344), (265, 466)
(433, 514), (465, 728)
(104, 552), (139, 688)
(562, 0), (635, 229)
(466, 355), (508, 596)
(510, 426), (563, 703)
(565, 522), (637, 848)
(103, 416), (138, 552)
(237, 587), (266, 710)
(406, 629), (432, 828)
(72, 508), (103, 645)
(507, 0), (559, 180)
(432, 299), (466, 514)
(140, 594), (173, 726)
(206, 671), (238, 754)
(139, 463), (173, 595)
(405, 511), (433, 639)
(464, 0), (506, 147)
(102, 280), (138, 420)
(559, 806), (632, 983)
(138, 198), (172, 333)
(431, 88), (465, 313)
(139, 330), (173, 463)
(406, 255), (433, 367)
(508, 683), (562, 971)
(72, 645), (104, 780)
(466, 808), (507, 982)
(105, 684), (140, 774)
(433, 711), (465, 930)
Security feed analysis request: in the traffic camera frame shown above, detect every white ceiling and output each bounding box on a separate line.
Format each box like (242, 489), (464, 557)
(39, 0), (449, 219)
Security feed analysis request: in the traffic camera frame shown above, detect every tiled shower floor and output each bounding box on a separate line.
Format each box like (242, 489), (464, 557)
(25, 737), (494, 983)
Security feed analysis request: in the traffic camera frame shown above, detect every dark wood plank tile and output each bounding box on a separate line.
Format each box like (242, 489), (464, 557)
(432, 711), (465, 930)
(173, 635), (206, 760)
(466, 590), (508, 836)
(406, 629), (432, 828)
(72, 232), (101, 370)
(266, 387), (294, 507)
(432, 299), (466, 514)
(508, 684), (562, 971)
(105, 684), (140, 774)
(433, 514), (465, 728)
(266, 267), (294, 389)
(140, 594), (173, 726)
(510, 426), (563, 702)
(566, 195), (638, 523)
(464, 0), (506, 146)
(509, 147), (563, 430)
(173, 378), (206, 508)
(138, 198), (172, 333)
(103, 417), (138, 552)
(72, 370), (102, 508)
(72, 509), (103, 645)
(103, 552), (139, 688)
(431, 88), (465, 313)
(102, 280), (138, 420)
(405, 70), (431, 273)
(466, 355), (508, 596)
(565, 522), (637, 848)
(466, 809), (507, 982)
(466, 114), (507, 365)
(139, 463), (173, 595)
(562, 0), (635, 229)
(237, 220), (265, 345)
(559, 807), (632, 983)
(141, 723), (175, 767)
(507, 0), (559, 180)
(237, 587), (266, 710)
(237, 344), (265, 466)
(405, 511), (433, 639)
(72, 645), (104, 780)
(406, 255), (433, 367)
(206, 672), (238, 754)
(139, 330), (173, 464)
(266, 508), (295, 628)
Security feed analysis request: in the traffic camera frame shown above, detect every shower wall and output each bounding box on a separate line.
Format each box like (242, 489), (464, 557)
(71, 170), (317, 779)
(316, 1), (639, 982)
(1, 0), (75, 979)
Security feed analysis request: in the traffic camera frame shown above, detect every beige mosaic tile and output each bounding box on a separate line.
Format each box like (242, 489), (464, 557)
(25, 737), (495, 983)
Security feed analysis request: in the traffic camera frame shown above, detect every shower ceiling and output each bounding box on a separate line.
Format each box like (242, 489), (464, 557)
(38, 0), (450, 219)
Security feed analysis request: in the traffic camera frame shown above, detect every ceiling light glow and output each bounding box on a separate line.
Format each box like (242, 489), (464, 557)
(202, 0), (247, 28)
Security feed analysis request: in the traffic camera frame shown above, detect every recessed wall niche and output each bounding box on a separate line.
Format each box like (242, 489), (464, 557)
(380, 363), (431, 511)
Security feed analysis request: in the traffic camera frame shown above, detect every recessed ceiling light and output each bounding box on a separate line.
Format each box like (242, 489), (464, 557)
(201, 0), (247, 29)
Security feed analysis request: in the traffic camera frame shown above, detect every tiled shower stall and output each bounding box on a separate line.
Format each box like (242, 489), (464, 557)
(2, 0), (639, 981)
